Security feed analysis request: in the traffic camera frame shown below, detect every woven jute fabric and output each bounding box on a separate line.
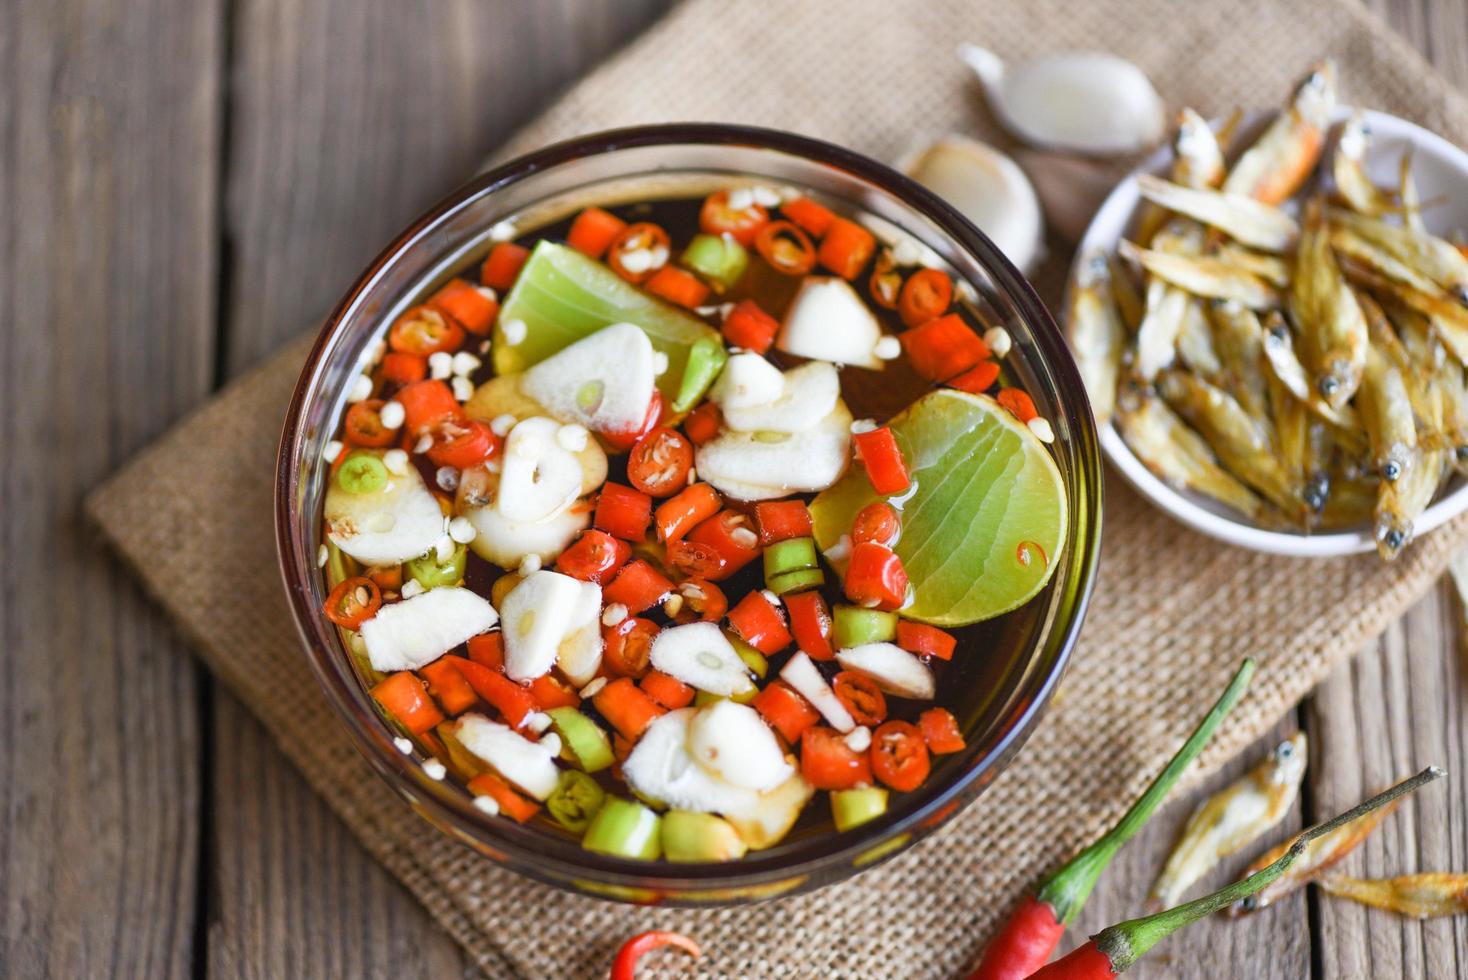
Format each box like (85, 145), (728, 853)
(87, 1), (1468, 976)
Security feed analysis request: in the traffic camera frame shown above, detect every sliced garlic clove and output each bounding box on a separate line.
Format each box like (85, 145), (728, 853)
(899, 135), (1045, 274)
(958, 44), (1165, 156)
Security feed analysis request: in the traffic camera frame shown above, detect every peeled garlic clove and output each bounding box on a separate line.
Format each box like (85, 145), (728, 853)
(958, 44), (1165, 156)
(1015, 149), (1120, 245)
(898, 135), (1045, 274)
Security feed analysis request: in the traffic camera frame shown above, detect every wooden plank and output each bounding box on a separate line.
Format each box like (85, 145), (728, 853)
(0, 0), (220, 976)
(1306, 586), (1468, 979)
(208, 2), (676, 976)
(1067, 720), (1310, 980)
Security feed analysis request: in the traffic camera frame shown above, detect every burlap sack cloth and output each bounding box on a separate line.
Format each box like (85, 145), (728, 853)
(85, 1), (1468, 976)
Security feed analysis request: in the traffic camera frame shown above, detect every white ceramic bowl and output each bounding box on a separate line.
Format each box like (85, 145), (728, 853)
(1075, 107), (1468, 556)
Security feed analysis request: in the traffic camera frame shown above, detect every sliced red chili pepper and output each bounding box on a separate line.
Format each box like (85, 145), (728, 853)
(897, 267), (954, 328)
(602, 616), (658, 678)
(851, 501), (900, 546)
(699, 190), (768, 246)
(425, 418), (500, 470)
(720, 298), (780, 353)
(784, 590), (835, 660)
(324, 576), (381, 630)
(869, 251), (902, 309)
(682, 401), (723, 445)
(603, 560), (674, 615)
(654, 482), (721, 544)
(816, 218), (876, 280)
(900, 313), (990, 382)
(852, 426), (912, 496)
(684, 509), (761, 580)
(465, 632), (504, 671)
(428, 277), (499, 335)
(370, 672), (442, 734)
(781, 196), (836, 238)
(444, 655), (537, 729)
(896, 621), (957, 661)
(754, 499), (814, 545)
(726, 590), (792, 655)
(606, 222), (672, 284)
(948, 359), (1001, 394)
(673, 578), (727, 623)
(480, 241), (529, 291)
(380, 351), (428, 385)
(594, 482), (653, 542)
(753, 681), (821, 744)
(645, 266), (710, 309)
(800, 726), (872, 790)
(640, 670), (695, 710)
(754, 220), (816, 275)
(602, 390), (664, 452)
(833, 672), (888, 727)
(418, 658), (478, 716)
(554, 529), (632, 585)
(997, 387), (1039, 423)
(467, 771), (540, 823)
(610, 930), (701, 980)
(395, 379), (463, 436)
(343, 399), (397, 448)
(388, 304), (465, 356)
(665, 538), (729, 580)
(843, 542), (909, 611)
(871, 720), (930, 792)
(627, 426), (694, 497)
(594, 677), (666, 740)
(566, 206), (626, 259)
(527, 674), (581, 711)
(919, 707), (966, 754)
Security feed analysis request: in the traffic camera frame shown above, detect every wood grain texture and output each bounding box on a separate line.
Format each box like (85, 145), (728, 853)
(1068, 720), (1311, 980)
(0, 0), (220, 976)
(207, 2), (676, 977)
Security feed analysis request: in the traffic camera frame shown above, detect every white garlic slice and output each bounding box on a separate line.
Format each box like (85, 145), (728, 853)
(958, 44), (1165, 156)
(898, 135), (1045, 275)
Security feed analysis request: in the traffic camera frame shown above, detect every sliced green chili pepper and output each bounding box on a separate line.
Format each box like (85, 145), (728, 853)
(832, 604), (897, 647)
(832, 786), (889, 832)
(547, 770), (607, 833)
(673, 336), (727, 413)
(582, 798), (662, 859)
(681, 233), (749, 291)
(767, 567), (825, 595)
(337, 452), (388, 494)
(406, 541), (468, 589)
(545, 707), (615, 773)
(763, 536), (819, 579)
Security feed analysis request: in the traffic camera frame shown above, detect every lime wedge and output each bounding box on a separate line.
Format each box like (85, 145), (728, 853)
(811, 389), (1067, 626)
(493, 241), (726, 411)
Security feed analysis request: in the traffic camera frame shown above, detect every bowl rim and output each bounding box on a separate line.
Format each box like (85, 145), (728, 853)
(275, 122), (1103, 895)
(1076, 106), (1468, 557)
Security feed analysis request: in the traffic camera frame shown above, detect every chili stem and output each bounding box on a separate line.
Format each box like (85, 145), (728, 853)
(1099, 765), (1444, 972)
(1037, 659), (1255, 924)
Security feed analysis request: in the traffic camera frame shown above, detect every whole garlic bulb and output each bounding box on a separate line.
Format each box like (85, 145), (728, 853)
(959, 44), (1166, 156)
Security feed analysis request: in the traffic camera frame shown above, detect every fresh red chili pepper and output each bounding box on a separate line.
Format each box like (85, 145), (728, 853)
(665, 538), (729, 580)
(480, 241), (529, 291)
(966, 661), (1256, 980)
(1023, 767), (1441, 980)
(850, 501), (900, 546)
(603, 560), (674, 615)
(602, 616), (658, 678)
(842, 542), (909, 611)
(324, 576), (381, 629)
(816, 217), (876, 279)
(627, 426), (693, 497)
(870, 720), (929, 791)
(466, 771), (539, 824)
(682, 401), (723, 445)
(640, 669), (695, 710)
(869, 251), (902, 310)
(645, 266), (710, 309)
(466, 632), (504, 671)
(370, 672), (442, 734)
(655, 482), (722, 544)
(566, 206), (627, 259)
(948, 359), (1002, 394)
(897, 267), (953, 328)
(781, 196), (836, 238)
(901, 313), (990, 382)
(699, 190), (768, 246)
(755, 220), (817, 275)
(595, 482), (653, 542)
(609, 930), (701, 980)
(527, 674), (581, 711)
(800, 726), (871, 790)
(380, 351), (428, 386)
(852, 426), (911, 496)
(726, 589), (792, 655)
(832, 672), (887, 727)
(783, 589), (835, 660)
(425, 418), (500, 469)
(997, 387), (1039, 423)
(603, 390), (664, 453)
(673, 579), (727, 623)
(594, 677), (667, 741)
(896, 621), (957, 660)
(389, 304), (465, 357)
(606, 222), (671, 284)
(919, 707), (966, 753)
(418, 658), (477, 715)
(428, 277), (498, 335)
(555, 529), (632, 585)
(753, 681), (821, 744)
(684, 509), (761, 580)
(720, 298), (780, 353)
(754, 499), (814, 544)
(395, 379), (463, 435)
(442, 655), (537, 729)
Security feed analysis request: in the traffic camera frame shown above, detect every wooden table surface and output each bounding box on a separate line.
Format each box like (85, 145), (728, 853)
(5, 1), (1468, 977)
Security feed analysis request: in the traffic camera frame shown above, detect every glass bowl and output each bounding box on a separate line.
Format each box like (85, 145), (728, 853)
(275, 124), (1103, 905)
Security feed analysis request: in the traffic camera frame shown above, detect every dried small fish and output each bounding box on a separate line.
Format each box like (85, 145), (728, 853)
(1376, 446), (1446, 560)
(1258, 312), (1365, 442)
(1159, 369), (1303, 517)
(1345, 262), (1468, 367)
(1329, 225), (1444, 297)
(1229, 788), (1403, 916)
(1330, 207), (1468, 302)
(1400, 150), (1426, 233)
(1213, 243), (1293, 287)
(1332, 112), (1396, 215)
(1149, 733), (1307, 911)
(1360, 293), (1444, 444)
(1293, 199), (1369, 408)
(1224, 61), (1337, 204)
(1135, 279), (1190, 380)
(1115, 389), (1268, 520)
(1177, 300), (1223, 379)
(1109, 254), (1146, 332)
(1211, 300), (1272, 420)
(1320, 873), (1468, 918)
(1358, 343), (1417, 483)
(1319, 474), (1378, 528)
(1173, 107), (1228, 190)
(1136, 174), (1299, 252)
(1120, 240), (1280, 310)
(1066, 253), (1126, 425)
